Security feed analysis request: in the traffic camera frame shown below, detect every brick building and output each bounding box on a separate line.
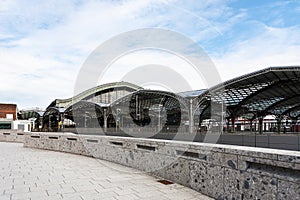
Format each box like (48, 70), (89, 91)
(0, 103), (17, 120)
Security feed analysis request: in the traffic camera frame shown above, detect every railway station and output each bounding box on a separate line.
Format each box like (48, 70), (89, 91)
(26, 66), (300, 136)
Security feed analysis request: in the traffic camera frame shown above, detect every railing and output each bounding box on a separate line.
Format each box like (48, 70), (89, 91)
(31, 127), (300, 151)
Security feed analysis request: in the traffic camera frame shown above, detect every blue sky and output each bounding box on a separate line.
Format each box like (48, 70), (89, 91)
(1, 0), (300, 109)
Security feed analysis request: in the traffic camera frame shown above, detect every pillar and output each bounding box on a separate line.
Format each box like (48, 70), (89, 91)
(226, 117), (230, 133)
(258, 118), (263, 134)
(48, 115), (51, 131)
(189, 99), (194, 134)
(291, 118), (297, 133)
(104, 109), (107, 133)
(250, 119), (253, 132)
(198, 116), (203, 133)
(231, 116), (235, 133)
(276, 119), (282, 133)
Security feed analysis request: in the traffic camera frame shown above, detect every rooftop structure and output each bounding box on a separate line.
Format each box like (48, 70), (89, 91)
(18, 66), (300, 138)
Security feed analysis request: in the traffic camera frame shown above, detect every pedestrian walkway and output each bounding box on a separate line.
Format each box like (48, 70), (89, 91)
(0, 142), (212, 200)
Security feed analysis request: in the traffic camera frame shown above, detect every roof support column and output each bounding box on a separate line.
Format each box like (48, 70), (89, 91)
(250, 119), (253, 133)
(198, 116), (203, 133)
(231, 115), (236, 133)
(48, 115), (51, 132)
(291, 118), (298, 133)
(104, 109), (107, 133)
(258, 117), (263, 134)
(60, 113), (64, 132)
(276, 118), (282, 134)
(189, 99), (194, 134)
(226, 117), (230, 133)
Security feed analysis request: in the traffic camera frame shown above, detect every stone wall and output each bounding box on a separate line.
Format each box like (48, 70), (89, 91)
(0, 129), (27, 143)
(23, 132), (300, 199)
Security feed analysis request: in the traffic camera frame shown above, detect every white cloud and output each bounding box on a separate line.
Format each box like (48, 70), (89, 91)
(1, 0), (300, 109)
(213, 25), (300, 81)
(0, 0), (232, 109)
(99, 50), (209, 91)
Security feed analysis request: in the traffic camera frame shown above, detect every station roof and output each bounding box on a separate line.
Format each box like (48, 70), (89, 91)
(111, 89), (189, 111)
(64, 101), (106, 114)
(43, 66), (300, 121)
(197, 66), (300, 119)
(47, 81), (142, 109)
(18, 110), (44, 120)
(178, 89), (207, 98)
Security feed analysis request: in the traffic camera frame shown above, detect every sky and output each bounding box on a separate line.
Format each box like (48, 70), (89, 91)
(1, 0), (300, 109)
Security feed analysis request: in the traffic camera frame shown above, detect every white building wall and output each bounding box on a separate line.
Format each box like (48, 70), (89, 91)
(12, 120), (31, 132)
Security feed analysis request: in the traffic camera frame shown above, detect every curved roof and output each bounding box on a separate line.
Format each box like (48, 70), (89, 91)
(111, 89), (189, 110)
(110, 89), (189, 127)
(47, 82), (142, 109)
(196, 66), (300, 119)
(64, 101), (105, 114)
(63, 101), (106, 122)
(178, 89), (207, 98)
(43, 107), (65, 117)
(18, 110), (44, 120)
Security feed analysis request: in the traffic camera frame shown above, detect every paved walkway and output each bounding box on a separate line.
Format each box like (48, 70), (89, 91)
(0, 142), (212, 200)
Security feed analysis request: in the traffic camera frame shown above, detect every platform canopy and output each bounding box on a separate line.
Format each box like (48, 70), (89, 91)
(196, 66), (300, 121)
(47, 81), (142, 109)
(18, 110), (44, 120)
(111, 89), (189, 129)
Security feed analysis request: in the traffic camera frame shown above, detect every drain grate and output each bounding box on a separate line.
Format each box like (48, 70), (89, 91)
(157, 180), (174, 185)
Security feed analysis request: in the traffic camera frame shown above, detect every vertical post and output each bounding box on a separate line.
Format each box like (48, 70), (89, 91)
(49, 115), (51, 131)
(255, 129), (257, 147)
(104, 109), (107, 133)
(61, 113), (64, 132)
(221, 101), (224, 135)
(226, 117), (230, 133)
(189, 99), (194, 134)
(158, 104), (161, 132)
(231, 115), (235, 133)
(116, 109), (121, 133)
(84, 111), (87, 128)
(136, 95), (139, 121)
(258, 117), (263, 134)
(291, 118), (297, 133)
(277, 118), (281, 134)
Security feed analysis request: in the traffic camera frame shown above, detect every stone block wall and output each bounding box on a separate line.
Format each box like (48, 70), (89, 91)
(0, 129), (27, 143)
(23, 133), (300, 199)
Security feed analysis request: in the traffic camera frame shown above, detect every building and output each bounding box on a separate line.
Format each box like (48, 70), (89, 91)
(0, 103), (17, 129)
(38, 66), (300, 135)
(0, 103), (17, 120)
